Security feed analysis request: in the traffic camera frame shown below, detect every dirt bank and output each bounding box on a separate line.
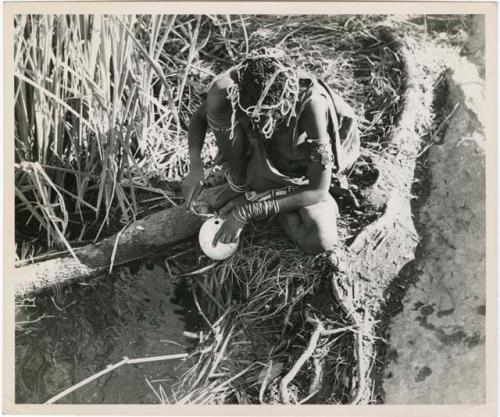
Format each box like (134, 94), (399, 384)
(14, 16), (487, 405)
(382, 54), (486, 402)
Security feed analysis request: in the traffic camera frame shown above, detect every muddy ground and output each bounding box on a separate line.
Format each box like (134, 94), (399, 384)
(381, 19), (486, 403)
(14, 16), (488, 405)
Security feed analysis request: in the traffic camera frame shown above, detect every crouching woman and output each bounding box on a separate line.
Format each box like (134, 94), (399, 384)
(182, 49), (360, 255)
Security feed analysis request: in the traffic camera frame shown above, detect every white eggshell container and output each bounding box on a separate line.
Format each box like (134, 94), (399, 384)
(199, 217), (239, 260)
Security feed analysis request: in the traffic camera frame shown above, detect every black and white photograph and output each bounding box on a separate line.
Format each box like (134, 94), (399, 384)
(5, 3), (495, 413)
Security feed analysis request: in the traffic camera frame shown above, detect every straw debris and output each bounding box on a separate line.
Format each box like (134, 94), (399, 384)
(165, 17), (460, 405)
(14, 14), (472, 404)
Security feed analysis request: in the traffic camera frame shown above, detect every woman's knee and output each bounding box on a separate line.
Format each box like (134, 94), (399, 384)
(279, 197), (339, 254)
(298, 196), (338, 223)
(281, 214), (338, 254)
(299, 223), (338, 254)
(278, 211), (301, 232)
(296, 200), (339, 254)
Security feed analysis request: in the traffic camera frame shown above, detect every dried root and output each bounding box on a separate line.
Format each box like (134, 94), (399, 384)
(279, 311), (356, 404)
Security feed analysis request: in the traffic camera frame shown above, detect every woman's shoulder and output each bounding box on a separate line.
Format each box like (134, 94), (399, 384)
(301, 81), (357, 123)
(208, 69), (236, 94)
(295, 85), (331, 142)
(206, 71), (236, 112)
(299, 86), (330, 119)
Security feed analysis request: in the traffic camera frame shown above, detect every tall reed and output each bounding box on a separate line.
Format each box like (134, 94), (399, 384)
(14, 14), (439, 254)
(14, 15), (215, 252)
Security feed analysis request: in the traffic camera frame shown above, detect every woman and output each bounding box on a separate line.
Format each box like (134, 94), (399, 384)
(181, 48), (360, 254)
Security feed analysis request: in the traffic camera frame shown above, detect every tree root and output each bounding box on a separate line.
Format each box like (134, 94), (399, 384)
(309, 356), (324, 396)
(331, 274), (372, 404)
(330, 194), (416, 404)
(279, 312), (355, 404)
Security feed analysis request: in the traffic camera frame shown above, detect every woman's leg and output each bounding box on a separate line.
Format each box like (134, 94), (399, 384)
(278, 195), (339, 254)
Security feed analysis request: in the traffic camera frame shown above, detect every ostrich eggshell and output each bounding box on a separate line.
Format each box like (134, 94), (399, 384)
(199, 217), (239, 260)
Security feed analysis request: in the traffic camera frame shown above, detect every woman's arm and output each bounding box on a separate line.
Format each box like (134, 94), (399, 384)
(187, 100), (208, 169)
(249, 95), (334, 213)
(181, 100), (208, 208)
(214, 96), (333, 244)
(256, 95), (334, 206)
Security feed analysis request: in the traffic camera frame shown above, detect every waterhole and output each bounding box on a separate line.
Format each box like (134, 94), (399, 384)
(15, 261), (201, 404)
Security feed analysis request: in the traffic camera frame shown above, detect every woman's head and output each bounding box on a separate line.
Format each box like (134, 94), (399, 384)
(229, 48), (300, 139)
(238, 57), (288, 110)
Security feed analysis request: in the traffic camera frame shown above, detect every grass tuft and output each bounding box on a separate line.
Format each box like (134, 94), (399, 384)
(14, 14), (473, 404)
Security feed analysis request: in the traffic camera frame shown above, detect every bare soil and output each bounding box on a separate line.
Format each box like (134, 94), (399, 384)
(381, 20), (486, 403)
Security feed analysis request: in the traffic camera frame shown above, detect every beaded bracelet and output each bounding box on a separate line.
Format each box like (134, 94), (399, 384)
(225, 170), (248, 193)
(245, 185), (296, 202)
(231, 199), (280, 225)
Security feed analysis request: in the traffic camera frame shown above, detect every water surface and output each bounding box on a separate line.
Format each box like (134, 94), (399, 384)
(15, 262), (199, 404)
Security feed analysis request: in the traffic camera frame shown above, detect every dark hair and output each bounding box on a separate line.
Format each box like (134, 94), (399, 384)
(238, 57), (288, 110)
(228, 50), (299, 139)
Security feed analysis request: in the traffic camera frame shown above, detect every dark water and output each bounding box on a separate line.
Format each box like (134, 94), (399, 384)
(15, 262), (201, 404)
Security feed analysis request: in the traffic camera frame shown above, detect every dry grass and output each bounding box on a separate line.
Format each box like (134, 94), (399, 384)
(14, 14), (472, 404)
(168, 230), (333, 404)
(163, 17), (466, 405)
(161, 17), (414, 404)
(14, 14), (413, 254)
(15, 15), (215, 253)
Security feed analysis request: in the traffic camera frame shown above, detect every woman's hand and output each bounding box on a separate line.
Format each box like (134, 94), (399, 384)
(212, 214), (245, 246)
(212, 195), (248, 245)
(218, 195), (248, 218)
(181, 165), (204, 209)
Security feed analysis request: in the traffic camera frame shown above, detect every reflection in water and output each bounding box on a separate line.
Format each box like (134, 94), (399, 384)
(16, 263), (200, 404)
